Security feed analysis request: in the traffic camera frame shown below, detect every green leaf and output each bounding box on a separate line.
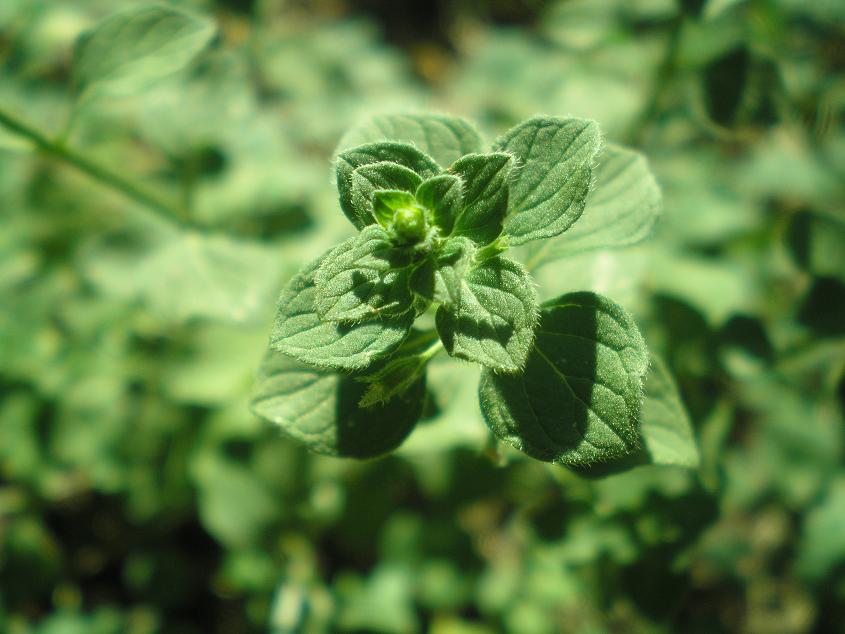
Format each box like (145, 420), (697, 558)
(314, 225), (415, 322)
(436, 256), (537, 373)
(73, 4), (215, 98)
(270, 256), (413, 372)
(416, 174), (463, 235)
(336, 142), (441, 228)
(372, 190), (419, 227)
(494, 116), (602, 245)
(356, 330), (440, 408)
(797, 477), (845, 581)
(521, 144), (661, 268)
(448, 153), (514, 245)
(479, 292), (648, 466)
(251, 351), (425, 458)
(410, 236), (477, 309)
(349, 162), (424, 228)
(639, 355), (700, 468)
(338, 113), (484, 167)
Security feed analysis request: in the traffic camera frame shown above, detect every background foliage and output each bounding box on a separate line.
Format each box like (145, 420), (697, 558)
(1, 0), (843, 632)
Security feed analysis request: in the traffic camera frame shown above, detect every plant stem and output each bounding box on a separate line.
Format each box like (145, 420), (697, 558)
(0, 107), (188, 226)
(628, 15), (684, 146)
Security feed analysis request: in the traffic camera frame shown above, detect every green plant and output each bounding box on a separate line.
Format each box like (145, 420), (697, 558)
(252, 113), (693, 471)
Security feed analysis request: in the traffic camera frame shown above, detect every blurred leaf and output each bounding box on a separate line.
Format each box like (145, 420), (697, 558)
(798, 477), (845, 581)
(339, 113), (484, 167)
(73, 4), (215, 99)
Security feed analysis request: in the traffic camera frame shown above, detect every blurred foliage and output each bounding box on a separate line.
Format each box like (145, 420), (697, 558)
(1, 0), (844, 633)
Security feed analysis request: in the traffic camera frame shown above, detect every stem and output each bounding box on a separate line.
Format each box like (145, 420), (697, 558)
(0, 107), (188, 226)
(627, 15), (684, 146)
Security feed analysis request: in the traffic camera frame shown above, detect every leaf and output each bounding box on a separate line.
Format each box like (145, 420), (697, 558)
(521, 144), (661, 267)
(447, 153), (514, 246)
(410, 236), (478, 309)
(639, 355), (700, 467)
(338, 113), (484, 167)
(336, 142), (441, 228)
(797, 477), (845, 581)
(436, 256), (537, 373)
(251, 351), (425, 458)
(348, 162), (424, 228)
(479, 292), (648, 467)
(372, 190), (418, 227)
(494, 116), (602, 245)
(416, 174), (463, 235)
(270, 255), (413, 372)
(73, 4), (215, 98)
(314, 225), (415, 322)
(356, 330), (440, 407)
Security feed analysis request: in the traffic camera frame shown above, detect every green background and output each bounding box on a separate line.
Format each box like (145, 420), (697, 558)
(1, 0), (844, 632)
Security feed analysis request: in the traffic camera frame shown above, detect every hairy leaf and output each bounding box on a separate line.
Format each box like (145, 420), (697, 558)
(349, 162), (423, 227)
(356, 330), (440, 407)
(448, 153), (514, 245)
(479, 292), (648, 466)
(251, 352), (425, 458)
(372, 190), (419, 227)
(338, 113), (484, 167)
(416, 174), (463, 235)
(522, 144), (661, 268)
(74, 4), (215, 98)
(336, 142), (440, 228)
(314, 225), (415, 322)
(495, 116), (602, 245)
(270, 256), (412, 371)
(436, 256), (537, 373)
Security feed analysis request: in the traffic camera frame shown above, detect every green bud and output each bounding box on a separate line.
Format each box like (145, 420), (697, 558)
(392, 206), (427, 244)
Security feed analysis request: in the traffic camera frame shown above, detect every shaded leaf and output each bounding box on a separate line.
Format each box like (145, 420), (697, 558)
(251, 351), (425, 458)
(479, 292), (648, 466)
(416, 174), (464, 235)
(448, 152), (514, 245)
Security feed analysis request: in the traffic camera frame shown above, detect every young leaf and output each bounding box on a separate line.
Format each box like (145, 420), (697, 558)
(314, 225), (415, 322)
(436, 256), (537, 373)
(416, 174), (463, 235)
(494, 116), (602, 245)
(349, 162), (423, 227)
(432, 237), (477, 307)
(74, 4), (215, 98)
(251, 351), (425, 458)
(520, 144), (661, 268)
(270, 256), (413, 372)
(338, 113), (484, 167)
(356, 330), (440, 407)
(448, 153), (514, 245)
(372, 190), (419, 227)
(336, 142), (440, 228)
(479, 292), (648, 467)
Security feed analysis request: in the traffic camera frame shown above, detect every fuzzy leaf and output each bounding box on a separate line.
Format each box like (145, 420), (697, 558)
(479, 292), (648, 466)
(523, 145), (661, 268)
(448, 153), (514, 245)
(372, 190), (419, 227)
(495, 116), (602, 245)
(356, 330), (439, 407)
(416, 174), (463, 235)
(74, 4), (215, 98)
(251, 351), (424, 458)
(336, 142), (440, 228)
(314, 226), (415, 322)
(436, 256), (537, 373)
(349, 162), (423, 227)
(270, 256), (412, 372)
(338, 113), (484, 167)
